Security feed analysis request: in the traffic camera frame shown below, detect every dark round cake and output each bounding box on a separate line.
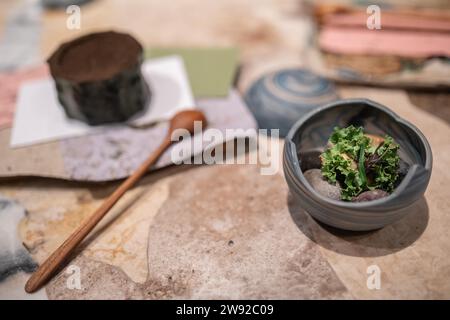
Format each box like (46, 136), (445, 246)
(48, 31), (150, 125)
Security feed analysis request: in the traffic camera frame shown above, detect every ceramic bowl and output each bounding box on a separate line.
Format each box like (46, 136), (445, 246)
(283, 98), (432, 231)
(244, 69), (338, 137)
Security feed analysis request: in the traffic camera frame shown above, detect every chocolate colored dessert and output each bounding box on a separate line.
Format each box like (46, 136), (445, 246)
(48, 31), (150, 125)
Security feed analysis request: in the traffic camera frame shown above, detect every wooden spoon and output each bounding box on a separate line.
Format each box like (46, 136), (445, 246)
(25, 110), (207, 293)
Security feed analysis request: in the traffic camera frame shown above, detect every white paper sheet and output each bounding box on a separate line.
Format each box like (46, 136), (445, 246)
(10, 56), (194, 147)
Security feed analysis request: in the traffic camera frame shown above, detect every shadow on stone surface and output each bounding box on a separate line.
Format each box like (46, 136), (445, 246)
(288, 193), (429, 257)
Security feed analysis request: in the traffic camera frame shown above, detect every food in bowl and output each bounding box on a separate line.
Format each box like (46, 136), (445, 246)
(305, 125), (403, 202)
(283, 98), (432, 231)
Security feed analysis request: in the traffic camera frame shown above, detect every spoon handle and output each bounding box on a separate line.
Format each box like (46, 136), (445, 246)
(25, 137), (172, 293)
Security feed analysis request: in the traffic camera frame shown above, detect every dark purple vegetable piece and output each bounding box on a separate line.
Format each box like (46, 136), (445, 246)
(352, 189), (389, 202)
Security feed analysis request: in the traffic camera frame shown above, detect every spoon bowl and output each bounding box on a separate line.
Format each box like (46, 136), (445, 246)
(169, 110), (208, 135)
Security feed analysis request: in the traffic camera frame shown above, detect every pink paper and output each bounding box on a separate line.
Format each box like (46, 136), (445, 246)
(319, 27), (450, 58)
(0, 64), (49, 128)
(323, 12), (450, 33)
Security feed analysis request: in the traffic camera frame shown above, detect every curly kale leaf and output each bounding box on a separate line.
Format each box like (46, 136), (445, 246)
(320, 126), (400, 201)
(365, 136), (400, 193)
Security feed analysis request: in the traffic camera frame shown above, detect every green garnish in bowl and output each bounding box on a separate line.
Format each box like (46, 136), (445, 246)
(320, 125), (400, 201)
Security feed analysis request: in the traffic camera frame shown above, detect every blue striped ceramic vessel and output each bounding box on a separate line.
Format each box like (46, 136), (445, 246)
(245, 69), (338, 137)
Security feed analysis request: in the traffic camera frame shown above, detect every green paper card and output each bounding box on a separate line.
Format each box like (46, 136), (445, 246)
(146, 47), (238, 98)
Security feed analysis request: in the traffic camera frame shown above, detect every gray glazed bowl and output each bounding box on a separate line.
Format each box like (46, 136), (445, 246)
(283, 98), (432, 231)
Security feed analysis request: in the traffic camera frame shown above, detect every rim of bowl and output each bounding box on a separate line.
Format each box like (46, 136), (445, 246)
(284, 98), (433, 209)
